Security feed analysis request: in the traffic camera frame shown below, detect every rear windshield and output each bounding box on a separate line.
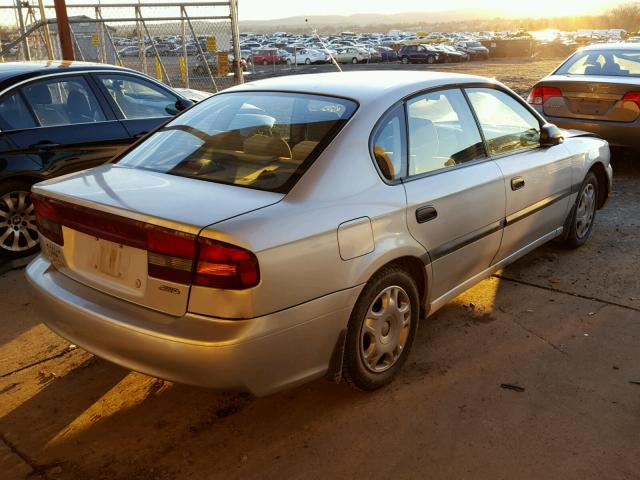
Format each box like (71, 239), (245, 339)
(117, 91), (357, 193)
(557, 49), (640, 77)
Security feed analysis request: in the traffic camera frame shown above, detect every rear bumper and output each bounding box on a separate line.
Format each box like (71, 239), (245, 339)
(535, 108), (640, 149)
(26, 256), (362, 396)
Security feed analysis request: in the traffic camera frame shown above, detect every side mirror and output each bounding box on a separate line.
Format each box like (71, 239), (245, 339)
(540, 123), (564, 147)
(175, 98), (195, 112)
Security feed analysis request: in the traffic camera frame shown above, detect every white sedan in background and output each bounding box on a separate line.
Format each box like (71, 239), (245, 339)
(285, 48), (329, 65)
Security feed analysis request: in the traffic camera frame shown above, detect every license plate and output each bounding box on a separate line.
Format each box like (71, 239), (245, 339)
(576, 100), (605, 115)
(97, 241), (123, 278)
(41, 237), (65, 269)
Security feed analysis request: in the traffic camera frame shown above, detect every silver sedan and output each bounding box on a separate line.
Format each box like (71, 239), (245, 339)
(26, 71), (612, 396)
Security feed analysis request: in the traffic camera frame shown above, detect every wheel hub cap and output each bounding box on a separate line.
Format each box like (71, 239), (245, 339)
(0, 191), (38, 252)
(359, 285), (411, 373)
(576, 183), (596, 240)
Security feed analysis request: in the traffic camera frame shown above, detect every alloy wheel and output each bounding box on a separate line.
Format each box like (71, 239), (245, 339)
(576, 183), (596, 239)
(0, 190), (38, 253)
(359, 285), (412, 373)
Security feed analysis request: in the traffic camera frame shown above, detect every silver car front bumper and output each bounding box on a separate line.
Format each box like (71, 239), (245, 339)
(26, 256), (362, 396)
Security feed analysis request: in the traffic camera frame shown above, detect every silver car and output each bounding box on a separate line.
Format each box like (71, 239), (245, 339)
(26, 72), (612, 396)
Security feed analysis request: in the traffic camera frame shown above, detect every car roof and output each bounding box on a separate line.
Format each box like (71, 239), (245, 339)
(227, 71), (495, 103)
(0, 61), (146, 91)
(581, 42), (640, 51)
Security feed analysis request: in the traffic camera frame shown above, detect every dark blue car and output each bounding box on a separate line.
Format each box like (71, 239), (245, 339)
(0, 61), (208, 259)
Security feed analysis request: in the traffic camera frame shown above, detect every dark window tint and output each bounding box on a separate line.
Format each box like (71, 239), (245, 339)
(0, 92), (37, 130)
(22, 76), (106, 127)
(97, 74), (178, 119)
(407, 88), (485, 176)
(371, 104), (406, 181)
(466, 88), (540, 156)
(117, 92), (357, 193)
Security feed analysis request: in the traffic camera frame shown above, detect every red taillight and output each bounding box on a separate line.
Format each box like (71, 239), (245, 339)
(32, 194), (64, 245)
(527, 86), (562, 105)
(31, 194), (259, 290)
(195, 238), (260, 289)
(622, 92), (640, 108)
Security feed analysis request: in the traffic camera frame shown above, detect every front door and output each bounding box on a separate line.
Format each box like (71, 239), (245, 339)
(92, 73), (181, 139)
(465, 87), (573, 262)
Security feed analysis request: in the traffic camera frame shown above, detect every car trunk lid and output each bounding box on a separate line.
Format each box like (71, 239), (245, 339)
(32, 165), (283, 316)
(539, 75), (640, 122)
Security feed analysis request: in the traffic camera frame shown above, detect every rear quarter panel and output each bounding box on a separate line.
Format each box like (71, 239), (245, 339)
(187, 108), (428, 319)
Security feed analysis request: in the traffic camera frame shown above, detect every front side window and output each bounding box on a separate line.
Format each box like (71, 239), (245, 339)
(0, 92), (37, 130)
(557, 49), (640, 77)
(371, 104), (405, 181)
(466, 88), (540, 157)
(407, 89), (485, 176)
(97, 74), (178, 119)
(21, 76), (106, 127)
(117, 92), (357, 193)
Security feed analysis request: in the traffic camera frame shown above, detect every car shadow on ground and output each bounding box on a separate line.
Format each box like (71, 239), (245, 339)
(1, 150), (638, 480)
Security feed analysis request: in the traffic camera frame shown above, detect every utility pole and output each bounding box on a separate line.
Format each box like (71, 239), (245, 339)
(53, 0), (74, 60)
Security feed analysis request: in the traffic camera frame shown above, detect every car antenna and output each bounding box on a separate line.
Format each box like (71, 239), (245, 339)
(306, 19), (342, 72)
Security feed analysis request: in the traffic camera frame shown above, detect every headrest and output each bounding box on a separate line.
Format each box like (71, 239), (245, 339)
(67, 90), (91, 114)
(291, 140), (319, 161)
(244, 134), (292, 158)
(25, 83), (52, 105)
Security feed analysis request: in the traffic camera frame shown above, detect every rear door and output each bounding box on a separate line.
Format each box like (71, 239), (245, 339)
(92, 72), (181, 139)
(6, 74), (131, 178)
(399, 88), (506, 301)
(465, 87), (573, 262)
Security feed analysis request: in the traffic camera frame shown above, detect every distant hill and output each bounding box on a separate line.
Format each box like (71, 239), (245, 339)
(239, 9), (498, 32)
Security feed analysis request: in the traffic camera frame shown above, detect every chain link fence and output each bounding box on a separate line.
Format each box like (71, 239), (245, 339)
(0, 1), (242, 92)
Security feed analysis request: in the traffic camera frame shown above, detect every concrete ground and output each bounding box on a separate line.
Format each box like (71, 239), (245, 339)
(1, 61), (640, 479)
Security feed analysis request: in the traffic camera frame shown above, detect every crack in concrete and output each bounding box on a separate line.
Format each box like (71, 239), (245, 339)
(0, 431), (60, 479)
(493, 274), (640, 313)
(1, 349), (72, 379)
(510, 316), (569, 356)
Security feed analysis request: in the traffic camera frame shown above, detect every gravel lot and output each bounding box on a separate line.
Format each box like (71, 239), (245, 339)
(1, 58), (640, 480)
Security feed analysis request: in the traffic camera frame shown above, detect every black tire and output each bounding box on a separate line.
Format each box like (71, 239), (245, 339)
(351, 57), (358, 64)
(427, 55), (435, 64)
(305, 58), (311, 65)
(343, 265), (420, 391)
(0, 179), (39, 260)
(262, 60), (268, 66)
(559, 172), (598, 249)
(401, 56), (409, 64)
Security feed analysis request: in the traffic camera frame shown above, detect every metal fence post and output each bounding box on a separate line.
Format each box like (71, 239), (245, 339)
(229, 0), (243, 85)
(15, 0), (30, 61)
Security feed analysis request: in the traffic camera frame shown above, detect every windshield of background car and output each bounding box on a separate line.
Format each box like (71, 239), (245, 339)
(117, 92), (357, 193)
(557, 49), (640, 76)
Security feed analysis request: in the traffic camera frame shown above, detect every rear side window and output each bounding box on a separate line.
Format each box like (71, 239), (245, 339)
(466, 88), (540, 157)
(0, 92), (37, 130)
(117, 91), (357, 193)
(21, 76), (106, 127)
(97, 74), (178, 119)
(371, 104), (406, 181)
(407, 88), (485, 176)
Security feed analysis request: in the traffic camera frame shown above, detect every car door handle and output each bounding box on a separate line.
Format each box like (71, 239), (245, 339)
(511, 177), (525, 191)
(416, 205), (438, 223)
(29, 141), (60, 150)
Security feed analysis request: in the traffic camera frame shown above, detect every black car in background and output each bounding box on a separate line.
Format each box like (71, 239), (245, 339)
(0, 61), (208, 259)
(398, 44), (439, 64)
